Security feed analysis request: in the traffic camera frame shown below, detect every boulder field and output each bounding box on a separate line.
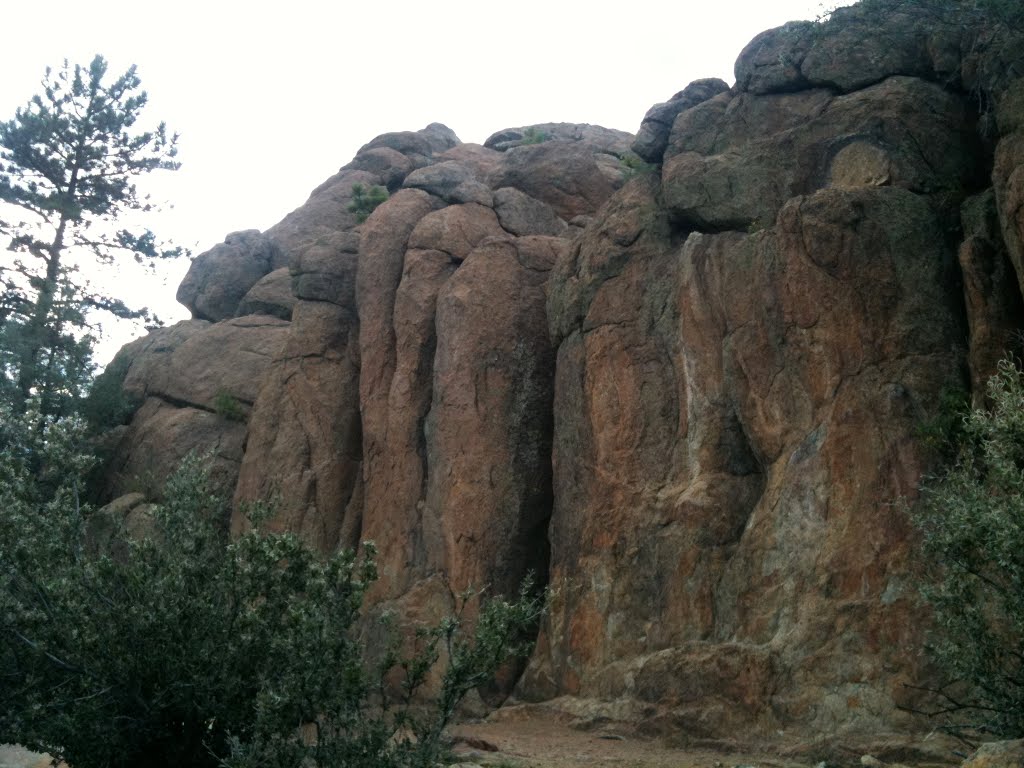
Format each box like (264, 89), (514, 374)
(97, 4), (1024, 753)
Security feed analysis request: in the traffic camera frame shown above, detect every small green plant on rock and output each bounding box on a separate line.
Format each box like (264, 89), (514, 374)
(213, 389), (246, 422)
(349, 182), (389, 223)
(520, 127), (549, 145)
(619, 151), (655, 179)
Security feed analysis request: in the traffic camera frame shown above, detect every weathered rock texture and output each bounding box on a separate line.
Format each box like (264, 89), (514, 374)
(102, 3), (1024, 754)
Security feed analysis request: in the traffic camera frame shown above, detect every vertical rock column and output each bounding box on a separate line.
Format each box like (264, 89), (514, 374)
(427, 235), (563, 599)
(358, 191), (482, 597)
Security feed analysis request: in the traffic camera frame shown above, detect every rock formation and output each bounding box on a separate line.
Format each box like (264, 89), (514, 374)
(99, 2), (1024, 753)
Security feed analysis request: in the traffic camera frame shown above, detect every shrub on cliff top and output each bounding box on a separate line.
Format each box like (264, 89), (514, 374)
(0, 420), (545, 768)
(913, 357), (1024, 739)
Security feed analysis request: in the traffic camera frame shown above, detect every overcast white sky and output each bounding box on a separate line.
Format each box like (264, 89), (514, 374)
(1, 0), (827, 364)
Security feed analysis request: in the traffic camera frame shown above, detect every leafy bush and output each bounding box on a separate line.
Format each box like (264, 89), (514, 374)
(915, 384), (971, 465)
(81, 353), (142, 433)
(0, 420), (545, 768)
(913, 357), (1024, 738)
(348, 183), (389, 223)
(520, 127), (549, 145)
(618, 151), (655, 179)
(213, 389), (246, 422)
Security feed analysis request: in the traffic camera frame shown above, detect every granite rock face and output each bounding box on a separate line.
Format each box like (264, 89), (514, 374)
(103, 5), (1024, 751)
(176, 230), (285, 322)
(519, 6), (1022, 747)
(102, 316), (287, 498)
(532, 176), (962, 740)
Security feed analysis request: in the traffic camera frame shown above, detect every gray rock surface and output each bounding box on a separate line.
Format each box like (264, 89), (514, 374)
(176, 230), (283, 322)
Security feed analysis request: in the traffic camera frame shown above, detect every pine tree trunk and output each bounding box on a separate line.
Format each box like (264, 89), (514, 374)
(15, 220), (67, 412)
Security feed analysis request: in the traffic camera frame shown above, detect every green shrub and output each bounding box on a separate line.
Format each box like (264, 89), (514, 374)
(619, 151), (655, 179)
(348, 183), (389, 223)
(81, 353), (142, 433)
(213, 389), (246, 422)
(913, 357), (1024, 738)
(915, 384), (971, 465)
(520, 127), (549, 145)
(0, 425), (546, 768)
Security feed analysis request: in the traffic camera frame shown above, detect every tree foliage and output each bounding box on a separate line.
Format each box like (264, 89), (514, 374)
(348, 183), (388, 223)
(914, 357), (1024, 739)
(0, 421), (545, 768)
(0, 55), (183, 416)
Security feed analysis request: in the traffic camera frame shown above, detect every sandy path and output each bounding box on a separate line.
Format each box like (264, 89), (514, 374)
(451, 715), (805, 768)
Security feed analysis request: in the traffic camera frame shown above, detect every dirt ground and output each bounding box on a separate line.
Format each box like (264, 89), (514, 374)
(3, 731), (784, 768)
(0, 732), (782, 768)
(450, 713), (809, 768)
(1, 706), (957, 768)
(448, 704), (960, 768)
(0, 744), (53, 768)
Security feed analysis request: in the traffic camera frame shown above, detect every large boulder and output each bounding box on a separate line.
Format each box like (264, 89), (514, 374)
(345, 146), (415, 190)
(176, 230), (284, 322)
(407, 203), (507, 259)
(117, 316), (288, 411)
(438, 143), (506, 181)
(103, 315), (288, 501)
(733, 3), (1022, 104)
(290, 232), (360, 305)
(489, 141), (625, 221)
(662, 76), (981, 231)
(631, 78), (730, 164)
(146, 316), (289, 409)
(114, 319), (211, 401)
(403, 161), (493, 207)
(355, 122), (461, 169)
(237, 267), (296, 320)
(493, 187), (569, 237)
(485, 123), (632, 155)
(105, 397), (247, 500)
(733, 7), (957, 95)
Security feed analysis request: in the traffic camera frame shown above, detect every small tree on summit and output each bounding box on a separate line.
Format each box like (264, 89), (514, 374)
(0, 55), (183, 416)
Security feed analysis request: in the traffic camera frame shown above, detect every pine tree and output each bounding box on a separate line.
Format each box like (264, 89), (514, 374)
(0, 55), (182, 416)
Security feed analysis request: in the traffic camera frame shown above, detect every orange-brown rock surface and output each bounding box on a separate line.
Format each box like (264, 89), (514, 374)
(100, 3), (1024, 753)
